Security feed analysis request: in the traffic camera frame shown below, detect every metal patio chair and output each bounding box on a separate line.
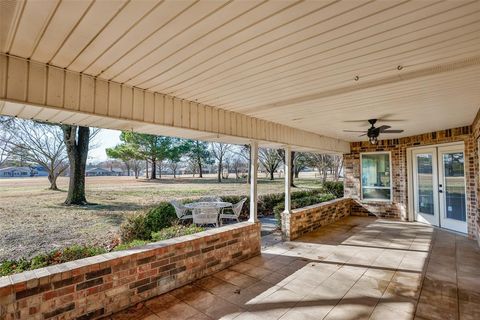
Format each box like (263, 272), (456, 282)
(220, 198), (247, 225)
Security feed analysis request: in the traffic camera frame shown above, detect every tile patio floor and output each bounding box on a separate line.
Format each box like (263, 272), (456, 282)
(106, 216), (480, 320)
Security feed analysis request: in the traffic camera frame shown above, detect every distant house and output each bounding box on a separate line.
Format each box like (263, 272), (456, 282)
(33, 166), (49, 177)
(110, 168), (125, 176)
(0, 166), (36, 178)
(85, 167), (124, 176)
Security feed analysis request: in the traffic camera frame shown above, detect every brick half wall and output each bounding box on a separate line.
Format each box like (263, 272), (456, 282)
(281, 198), (352, 241)
(0, 222), (261, 320)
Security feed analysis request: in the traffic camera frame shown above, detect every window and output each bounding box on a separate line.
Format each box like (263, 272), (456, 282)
(361, 152), (392, 201)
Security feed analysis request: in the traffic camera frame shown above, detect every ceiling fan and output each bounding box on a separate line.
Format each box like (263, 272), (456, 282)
(343, 119), (404, 144)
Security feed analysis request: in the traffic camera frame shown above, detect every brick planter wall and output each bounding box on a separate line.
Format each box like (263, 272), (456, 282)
(471, 111), (480, 246)
(281, 198), (352, 241)
(0, 222), (261, 320)
(343, 125), (477, 238)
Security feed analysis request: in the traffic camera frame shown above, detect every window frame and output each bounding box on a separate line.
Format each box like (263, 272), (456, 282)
(360, 151), (393, 202)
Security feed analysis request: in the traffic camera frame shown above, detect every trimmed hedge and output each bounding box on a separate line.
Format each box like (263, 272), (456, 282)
(322, 181), (344, 198)
(273, 193), (336, 226)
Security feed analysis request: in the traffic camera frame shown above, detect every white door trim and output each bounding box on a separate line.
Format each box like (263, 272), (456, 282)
(407, 141), (467, 233)
(437, 144), (468, 234)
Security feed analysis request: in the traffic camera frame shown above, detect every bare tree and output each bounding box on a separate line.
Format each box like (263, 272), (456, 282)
(168, 159), (180, 178)
(211, 142), (232, 182)
(332, 155), (344, 181)
(305, 153), (343, 182)
(0, 121), (13, 167)
(277, 149), (296, 186)
(9, 120), (68, 190)
(231, 154), (247, 179)
(232, 145), (251, 182)
(186, 157), (198, 177)
(259, 148), (282, 180)
(131, 159), (144, 178)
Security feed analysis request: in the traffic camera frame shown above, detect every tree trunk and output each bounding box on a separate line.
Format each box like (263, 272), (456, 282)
(145, 160), (149, 179)
(48, 172), (58, 190)
(125, 163), (130, 176)
(290, 151), (296, 187)
(269, 169), (274, 180)
(217, 160), (222, 182)
(198, 157), (203, 178)
(150, 158), (157, 179)
(247, 146), (251, 183)
(63, 125), (89, 205)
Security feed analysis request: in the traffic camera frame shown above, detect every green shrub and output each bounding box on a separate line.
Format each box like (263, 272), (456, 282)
(273, 193), (336, 227)
(120, 202), (178, 242)
(57, 245), (107, 263)
(151, 224), (205, 241)
(113, 239), (150, 251)
(259, 193), (284, 215)
(144, 202), (177, 233)
(322, 181), (344, 198)
(0, 245), (107, 277)
(0, 259), (30, 276)
(120, 213), (149, 242)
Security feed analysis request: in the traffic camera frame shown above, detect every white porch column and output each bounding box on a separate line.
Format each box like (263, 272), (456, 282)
(284, 146), (292, 214)
(249, 140), (258, 223)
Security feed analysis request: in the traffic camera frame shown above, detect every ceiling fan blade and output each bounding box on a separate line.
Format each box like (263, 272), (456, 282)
(382, 129), (404, 133)
(377, 125), (392, 132)
(358, 133), (367, 137)
(343, 130), (367, 133)
(343, 120), (369, 123)
(344, 118), (405, 123)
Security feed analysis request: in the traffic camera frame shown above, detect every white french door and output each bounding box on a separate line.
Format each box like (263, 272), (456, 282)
(411, 144), (467, 233)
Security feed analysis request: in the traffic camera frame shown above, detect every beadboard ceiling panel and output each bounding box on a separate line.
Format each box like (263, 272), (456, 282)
(1, 0), (479, 143)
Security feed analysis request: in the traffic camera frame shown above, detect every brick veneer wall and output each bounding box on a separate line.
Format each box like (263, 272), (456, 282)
(343, 125), (477, 238)
(0, 222), (261, 320)
(281, 198), (352, 241)
(471, 111), (480, 245)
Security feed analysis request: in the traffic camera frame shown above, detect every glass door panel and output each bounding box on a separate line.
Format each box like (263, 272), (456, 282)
(412, 148), (439, 226)
(442, 152), (466, 221)
(417, 154), (434, 215)
(438, 146), (467, 233)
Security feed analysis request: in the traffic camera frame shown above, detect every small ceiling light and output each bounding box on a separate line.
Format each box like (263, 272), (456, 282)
(354, 75), (359, 81)
(397, 65), (403, 70)
(369, 136), (378, 145)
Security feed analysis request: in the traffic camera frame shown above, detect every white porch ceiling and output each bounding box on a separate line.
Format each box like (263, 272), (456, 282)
(1, 0), (479, 142)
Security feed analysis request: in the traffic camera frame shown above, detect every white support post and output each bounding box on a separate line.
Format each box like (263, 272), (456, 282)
(249, 140), (258, 223)
(284, 146), (292, 214)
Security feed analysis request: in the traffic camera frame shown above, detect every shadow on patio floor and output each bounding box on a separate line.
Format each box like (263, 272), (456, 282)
(105, 216), (480, 320)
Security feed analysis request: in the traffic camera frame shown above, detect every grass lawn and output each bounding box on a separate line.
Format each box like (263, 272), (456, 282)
(0, 173), (322, 261)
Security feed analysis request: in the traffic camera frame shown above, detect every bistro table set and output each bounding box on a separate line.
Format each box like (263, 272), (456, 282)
(170, 197), (247, 228)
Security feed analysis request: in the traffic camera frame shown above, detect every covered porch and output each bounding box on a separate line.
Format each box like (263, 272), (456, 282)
(108, 216), (480, 320)
(1, 0), (480, 319)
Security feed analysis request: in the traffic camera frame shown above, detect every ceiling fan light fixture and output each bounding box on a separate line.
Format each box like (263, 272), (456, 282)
(369, 136), (378, 145)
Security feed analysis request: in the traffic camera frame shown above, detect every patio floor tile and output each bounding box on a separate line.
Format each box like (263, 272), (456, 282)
(106, 216), (480, 320)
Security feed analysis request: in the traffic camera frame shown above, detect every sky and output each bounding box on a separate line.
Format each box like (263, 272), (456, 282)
(88, 129), (121, 162)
